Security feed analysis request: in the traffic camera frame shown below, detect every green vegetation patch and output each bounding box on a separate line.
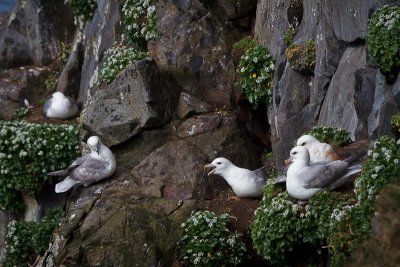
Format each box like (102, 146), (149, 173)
(65, 0), (97, 30)
(99, 45), (148, 85)
(122, 0), (157, 49)
(252, 135), (400, 266)
(306, 126), (351, 146)
(179, 210), (246, 266)
(366, 5), (400, 81)
(0, 121), (80, 213)
(235, 38), (275, 109)
(3, 208), (64, 267)
(285, 39), (316, 75)
(391, 113), (400, 134)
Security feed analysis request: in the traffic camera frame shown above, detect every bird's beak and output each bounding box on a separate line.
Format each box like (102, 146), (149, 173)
(204, 164), (216, 176)
(284, 157), (293, 166)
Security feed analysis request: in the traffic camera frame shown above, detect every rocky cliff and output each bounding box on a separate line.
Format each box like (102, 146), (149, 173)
(0, 0), (399, 266)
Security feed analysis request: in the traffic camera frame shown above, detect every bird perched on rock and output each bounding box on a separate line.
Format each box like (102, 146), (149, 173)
(296, 135), (340, 164)
(48, 136), (116, 193)
(286, 146), (361, 201)
(43, 92), (79, 119)
(204, 157), (267, 198)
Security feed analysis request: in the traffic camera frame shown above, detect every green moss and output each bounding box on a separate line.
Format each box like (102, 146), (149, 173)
(391, 113), (400, 134)
(285, 39), (316, 75)
(0, 121), (80, 213)
(284, 25), (296, 47)
(4, 208), (64, 267)
(65, 0), (97, 30)
(306, 126), (351, 146)
(366, 5), (400, 82)
(235, 38), (275, 108)
(179, 211), (246, 266)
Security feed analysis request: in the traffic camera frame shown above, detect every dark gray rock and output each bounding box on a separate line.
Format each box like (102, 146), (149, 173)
(0, 67), (54, 119)
(176, 114), (221, 138)
(318, 46), (367, 140)
(150, 0), (237, 108)
(0, 0), (75, 69)
(215, 0), (257, 19)
(176, 92), (212, 119)
(0, 210), (8, 261)
(78, 0), (120, 105)
(354, 67), (378, 139)
(56, 31), (84, 98)
(322, 0), (375, 43)
(82, 59), (172, 147)
(368, 72), (400, 139)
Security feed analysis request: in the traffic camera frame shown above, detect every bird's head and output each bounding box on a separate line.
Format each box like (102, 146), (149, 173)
(204, 157), (233, 176)
(87, 136), (101, 154)
(52, 92), (66, 99)
(286, 146), (310, 165)
(296, 134), (319, 148)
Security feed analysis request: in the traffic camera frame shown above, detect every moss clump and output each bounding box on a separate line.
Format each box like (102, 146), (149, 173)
(366, 5), (400, 82)
(306, 126), (351, 146)
(0, 121), (80, 213)
(235, 38), (275, 108)
(3, 208), (64, 267)
(285, 39), (316, 75)
(391, 113), (400, 134)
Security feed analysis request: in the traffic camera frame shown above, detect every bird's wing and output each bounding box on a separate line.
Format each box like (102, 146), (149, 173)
(43, 98), (53, 114)
(69, 157), (109, 183)
(251, 167), (268, 182)
(298, 161), (350, 189)
(47, 156), (86, 176)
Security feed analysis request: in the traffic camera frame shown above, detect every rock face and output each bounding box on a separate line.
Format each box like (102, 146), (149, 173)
(150, 0), (237, 108)
(44, 112), (260, 266)
(256, 0), (400, 168)
(82, 59), (173, 147)
(0, 67), (54, 119)
(0, 0), (75, 69)
(78, 0), (120, 104)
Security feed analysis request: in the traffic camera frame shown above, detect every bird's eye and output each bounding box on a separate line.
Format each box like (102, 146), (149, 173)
(217, 162), (221, 165)
(301, 142), (306, 146)
(293, 152), (297, 155)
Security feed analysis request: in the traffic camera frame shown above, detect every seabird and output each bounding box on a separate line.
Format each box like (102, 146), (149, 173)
(204, 157), (267, 198)
(296, 134), (340, 164)
(43, 92), (79, 119)
(286, 146), (361, 200)
(48, 136), (116, 193)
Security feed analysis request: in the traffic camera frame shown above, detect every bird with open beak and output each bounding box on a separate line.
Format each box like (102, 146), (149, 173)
(204, 157), (267, 198)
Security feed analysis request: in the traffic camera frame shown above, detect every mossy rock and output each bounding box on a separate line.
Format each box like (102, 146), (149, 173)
(286, 40), (316, 75)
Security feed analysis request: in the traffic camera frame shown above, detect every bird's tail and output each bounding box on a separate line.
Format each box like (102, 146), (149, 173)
(55, 177), (78, 193)
(343, 151), (367, 164)
(48, 169), (69, 176)
(330, 165), (362, 189)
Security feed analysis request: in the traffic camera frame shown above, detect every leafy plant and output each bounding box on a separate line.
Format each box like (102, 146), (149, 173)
(252, 135), (400, 266)
(44, 72), (59, 92)
(306, 126), (351, 146)
(99, 45), (148, 85)
(122, 0), (157, 49)
(391, 113), (400, 133)
(179, 210), (246, 266)
(366, 5), (400, 81)
(284, 25), (296, 47)
(285, 39), (316, 75)
(3, 208), (64, 267)
(236, 39), (275, 108)
(0, 121), (80, 213)
(65, 0), (97, 30)
(14, 107), (31, 119)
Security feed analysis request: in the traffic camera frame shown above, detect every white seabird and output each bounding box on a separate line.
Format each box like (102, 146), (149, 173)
(48, 136), (117, 193)
(286, 146), (361, 201)
(43, 92), (79, 119)
(296, 134), (340, 164)
(204, 157), (267, 198)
